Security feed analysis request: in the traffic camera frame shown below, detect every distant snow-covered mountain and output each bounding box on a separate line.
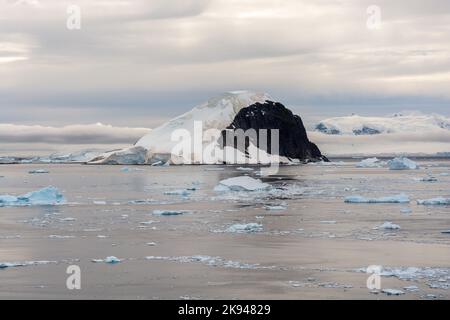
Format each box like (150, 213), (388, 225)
(315, 112), (450, 135)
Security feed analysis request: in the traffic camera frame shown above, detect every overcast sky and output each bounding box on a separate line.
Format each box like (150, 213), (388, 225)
(1, 0), (450, 147)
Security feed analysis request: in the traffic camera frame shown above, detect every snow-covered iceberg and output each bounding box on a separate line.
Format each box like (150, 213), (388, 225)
(214, 176), (271, 192)
(345, 194), (410, 204)
(88, 91), (326, 165)
(388, 157), (418, 170)
(0, 186), (65, 207)
(356, 157), (385, 168)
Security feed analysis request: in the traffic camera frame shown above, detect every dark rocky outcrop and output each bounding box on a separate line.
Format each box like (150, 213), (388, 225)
(219, 101), (328, 162)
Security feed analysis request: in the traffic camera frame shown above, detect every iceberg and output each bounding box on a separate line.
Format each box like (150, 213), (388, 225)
(344, 194), (410, 204)
(225, 223), (263, 233)
(382, 289), (405, 296)
(356, 158), (385, 168)
(377, 221), (401, 230)
(92, 256), (122, 264)
(388, 157), (418, 170)
(214, 176), (271, 192)
(417, 198), (450, 205)
(152, 210), (189, 216)
(28, 169), (49, 174)
(0, 187), (65, 207)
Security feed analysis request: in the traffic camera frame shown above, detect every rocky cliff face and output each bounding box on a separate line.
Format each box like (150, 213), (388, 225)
(220, 101), (327, 162)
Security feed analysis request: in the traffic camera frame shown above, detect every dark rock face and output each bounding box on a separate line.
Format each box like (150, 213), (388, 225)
(219, 101), (328, 162)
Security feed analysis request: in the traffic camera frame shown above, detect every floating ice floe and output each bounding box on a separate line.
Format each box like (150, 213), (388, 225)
(356, 266), (450, 290)
(0, 260), (58, 269)
(92, 256), (122, 264)
(388, 157), (418, 170)
(376, 221), (401, 230)
(28, 169), (49, 174)
(400, 207), (412, 214)
(419, 176), (438, 182)
(264, 203), (287, 211)
(214, 176), (271, 192)
(152, 210), (190, 216)
(344, 194), (410, 204)
(164, 189), (190, 196)
(48, 235), (75, 239)
(145, 255), (263, 270)
(236, 167), (254, 171)
(382, 289), (405, 296)
(140, 220), (159, 225)
(356, 158), (385, 168)
(225, 223), (263, 233)
(417, 198), (450, 205)
(0, 186), (65, 207)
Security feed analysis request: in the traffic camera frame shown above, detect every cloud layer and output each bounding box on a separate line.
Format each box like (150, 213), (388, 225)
(1, 0), (450, 128)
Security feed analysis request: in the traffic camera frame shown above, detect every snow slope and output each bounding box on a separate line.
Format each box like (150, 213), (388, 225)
(135, 91), (272, 153)
(315, 112), (450, 135)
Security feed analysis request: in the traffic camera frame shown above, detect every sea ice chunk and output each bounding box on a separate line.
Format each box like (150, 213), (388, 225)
(388, 157), (418, 170)
(382, 289), (405, 296)
(0, 187), (65, 207)
(344, 194), (410, 204)
(92, 256), (122, 264)
(28, 169), (49, 174)
(214, 176), (271, 192)
(152, 210), (189, 216)
(417, 198), (450, 205)
(356, 158), (385, 168)
(377, 221), (401, 230)
(225, 223), (263, 233)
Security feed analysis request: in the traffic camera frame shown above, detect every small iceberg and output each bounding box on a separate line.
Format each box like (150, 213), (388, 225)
(419, 176), (438, 182)
(417, 198), (450, 205)
(0, 186), (65, 207)
(345, 194), (410, 204)
(214, 176), (271, 192)
(376, 221), (401, 230)
(164, 189), (190, 196)
(92, 256), (122, 264)
(152, 210), (189, 216)
(382, 289), (405, 296)
(225, 223), (263, 233)
(388, 157), (418, 170)
(264, 203), (287, 211)
(236, 167), (254, 171)
(28, 169), (49, 174)
(356, 158), (385, 168)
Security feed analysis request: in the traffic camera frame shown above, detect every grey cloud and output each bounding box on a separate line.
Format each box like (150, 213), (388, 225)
(0, 123), (150, 144)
